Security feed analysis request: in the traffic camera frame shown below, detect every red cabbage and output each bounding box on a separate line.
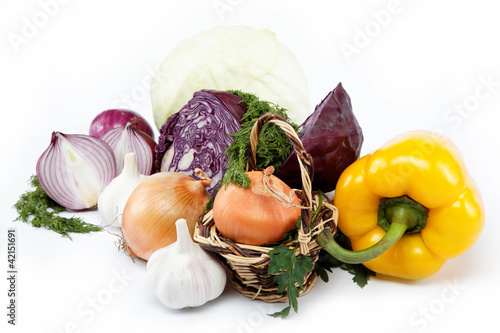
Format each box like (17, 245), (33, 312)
(276, 83), (363, 193)
(154, 90), (247, 197)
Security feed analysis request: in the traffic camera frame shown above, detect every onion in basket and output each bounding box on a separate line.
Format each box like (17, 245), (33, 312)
(213, 166), (302, 246)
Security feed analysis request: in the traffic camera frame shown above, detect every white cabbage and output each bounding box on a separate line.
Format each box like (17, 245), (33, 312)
(151, 25), (311, 130)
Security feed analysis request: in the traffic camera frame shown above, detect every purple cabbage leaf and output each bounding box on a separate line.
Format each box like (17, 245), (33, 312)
(154, 90), (247, 197)
(276, 82), (364, 193)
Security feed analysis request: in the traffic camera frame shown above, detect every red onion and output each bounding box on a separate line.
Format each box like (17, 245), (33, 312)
(89, 109), (155, 139)
(36, 132), (117, 210)
(100, 121), (156, 175)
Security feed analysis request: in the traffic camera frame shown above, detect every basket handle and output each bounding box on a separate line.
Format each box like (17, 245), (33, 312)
(246, 113), (314, 254)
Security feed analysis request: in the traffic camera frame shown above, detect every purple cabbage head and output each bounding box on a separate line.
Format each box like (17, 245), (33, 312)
(154, 90), (247, 197)
(275, 83), (363, 193)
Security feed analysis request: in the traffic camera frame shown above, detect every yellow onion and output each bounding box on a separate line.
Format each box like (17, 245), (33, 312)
(213, 166), (302, 245)
(121, 169), (211, 260)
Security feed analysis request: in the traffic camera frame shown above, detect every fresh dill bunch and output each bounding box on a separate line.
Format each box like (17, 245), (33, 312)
(13, 175), (102, 239)
(222, 90), (299, 189)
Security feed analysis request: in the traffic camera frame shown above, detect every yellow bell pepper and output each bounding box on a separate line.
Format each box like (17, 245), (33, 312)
(318, 130), (484, 279)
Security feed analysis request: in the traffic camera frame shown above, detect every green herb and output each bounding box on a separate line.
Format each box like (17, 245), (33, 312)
(267, 245), (314, 318)
(222, 90), (299, 189)
(13, 175), (102, 239)
(314, 230), (375, 287)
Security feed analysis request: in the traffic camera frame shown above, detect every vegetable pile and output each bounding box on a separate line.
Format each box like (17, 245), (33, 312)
(14, 25), (484, 319)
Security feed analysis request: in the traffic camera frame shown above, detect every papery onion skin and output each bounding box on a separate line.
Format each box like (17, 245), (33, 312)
(100, 121), (157, 175)
(213, 170), (301, 246)
(121, 171), (211, 260)
(36, 132), (117, 210)
(89, 109), (155, 139)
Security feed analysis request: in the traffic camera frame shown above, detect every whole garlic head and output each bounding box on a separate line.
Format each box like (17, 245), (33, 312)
(147, 218), (226, 309)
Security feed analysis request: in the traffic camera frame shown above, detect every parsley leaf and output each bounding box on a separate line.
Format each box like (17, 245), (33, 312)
(348, 264), (375, 288)
(13, 175), (102, 239)
(268, 245), (314, 318)
(314, 229), (375, 287)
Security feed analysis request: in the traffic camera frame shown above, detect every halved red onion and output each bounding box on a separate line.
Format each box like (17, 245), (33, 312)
(36, 132), (117, 210)
(89, 109), (155, 140)
(100, 121), (156, 175)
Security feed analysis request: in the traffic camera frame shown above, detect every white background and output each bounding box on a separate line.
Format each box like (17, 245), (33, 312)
(1, 0), (500, 332)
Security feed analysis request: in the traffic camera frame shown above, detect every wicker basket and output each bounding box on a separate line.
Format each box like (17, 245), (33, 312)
(193, 113), (338, 303)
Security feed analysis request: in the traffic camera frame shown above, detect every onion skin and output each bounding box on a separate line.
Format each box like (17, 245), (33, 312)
(89, 109), (155, 139)
(121, 171), (211, 260)
(213, 170), (301, 246)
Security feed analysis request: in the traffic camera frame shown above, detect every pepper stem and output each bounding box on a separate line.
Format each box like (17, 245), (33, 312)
(317, 196), (427, 264)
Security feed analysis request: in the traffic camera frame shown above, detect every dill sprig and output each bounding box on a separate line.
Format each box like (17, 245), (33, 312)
(222, 90), (299, 189)
(13, 175), (102, 239)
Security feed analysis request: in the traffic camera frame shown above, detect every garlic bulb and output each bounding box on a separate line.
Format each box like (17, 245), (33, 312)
(147, 218), (227, 309)
(98, 153), (147, 227)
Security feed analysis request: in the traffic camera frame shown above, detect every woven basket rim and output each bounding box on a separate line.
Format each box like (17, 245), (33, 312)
(193, 113), (338, 302)
(194, 191), (338, 254)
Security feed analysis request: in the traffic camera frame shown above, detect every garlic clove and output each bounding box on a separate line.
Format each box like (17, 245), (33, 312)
(97, 153), (147, 227)
(147, 219), (227, 309)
